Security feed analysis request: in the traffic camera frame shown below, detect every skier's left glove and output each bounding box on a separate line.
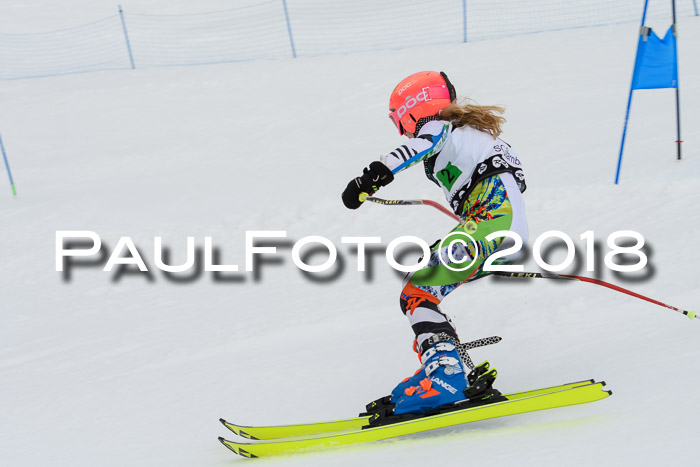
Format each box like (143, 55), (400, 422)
(342, 161), (394, 210)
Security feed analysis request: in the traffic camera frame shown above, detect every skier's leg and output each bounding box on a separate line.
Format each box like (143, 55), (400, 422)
(392, 174), (526, 414)
(401, 173), (526, 351)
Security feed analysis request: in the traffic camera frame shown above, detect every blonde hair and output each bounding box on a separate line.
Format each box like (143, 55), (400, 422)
(439, 99), (506, 138)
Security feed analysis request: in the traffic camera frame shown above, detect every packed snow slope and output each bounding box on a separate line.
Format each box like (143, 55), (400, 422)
(1, 8), (699, 467)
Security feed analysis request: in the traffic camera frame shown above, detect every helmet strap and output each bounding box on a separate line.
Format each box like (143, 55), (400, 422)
(440, 71), (457, 102)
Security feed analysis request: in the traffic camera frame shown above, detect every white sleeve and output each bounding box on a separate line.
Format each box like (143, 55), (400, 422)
(381, 140), (431, 171)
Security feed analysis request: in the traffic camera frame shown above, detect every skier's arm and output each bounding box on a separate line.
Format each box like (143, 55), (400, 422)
(384, 121), (449, 175)
(341, 122), (449, 210)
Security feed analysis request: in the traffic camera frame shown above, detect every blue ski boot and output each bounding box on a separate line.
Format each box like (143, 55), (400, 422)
(392, 334), (471, 416)
(363, 335), (456, 416)
(362, 334), (502, 419)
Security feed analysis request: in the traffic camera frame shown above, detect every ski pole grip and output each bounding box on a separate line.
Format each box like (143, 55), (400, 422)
(359, 192), (369, 202)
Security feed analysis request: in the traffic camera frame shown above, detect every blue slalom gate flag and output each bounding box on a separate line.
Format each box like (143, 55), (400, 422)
(615, 20), (682, 185)
(631, 26), (678, 90)
(616, 18), (682, 185)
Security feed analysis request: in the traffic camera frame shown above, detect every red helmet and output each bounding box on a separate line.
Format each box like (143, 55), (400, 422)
(388, 71), (456, 136)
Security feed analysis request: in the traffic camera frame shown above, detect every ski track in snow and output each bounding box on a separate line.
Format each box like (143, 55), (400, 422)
(1, 3), (699, 466)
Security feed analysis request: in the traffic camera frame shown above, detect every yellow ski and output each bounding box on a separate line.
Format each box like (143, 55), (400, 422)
(219, 379), (595, 440)
(219, 380), (611, 457)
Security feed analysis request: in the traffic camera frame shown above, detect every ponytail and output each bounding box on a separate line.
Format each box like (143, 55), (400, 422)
(439, 99), (506, 138)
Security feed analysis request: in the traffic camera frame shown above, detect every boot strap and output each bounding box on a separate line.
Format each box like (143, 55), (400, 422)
(424, 356), (461, 376)
(419, 333), (502, 370)
(420, 342), (456, 364)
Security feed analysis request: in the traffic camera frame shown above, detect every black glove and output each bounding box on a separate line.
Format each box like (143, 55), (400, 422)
(342, 161), (394, 210)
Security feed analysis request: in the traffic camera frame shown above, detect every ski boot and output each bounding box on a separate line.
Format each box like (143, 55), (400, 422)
(392, 335), (471, 416)
(361, 334), (503, 419)
(386, 334), (502, 406)
(365, 335), (504, 426)
(362, 337), (444, 416)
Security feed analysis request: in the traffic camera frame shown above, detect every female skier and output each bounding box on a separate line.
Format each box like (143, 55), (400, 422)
(342, 71), (528, 418)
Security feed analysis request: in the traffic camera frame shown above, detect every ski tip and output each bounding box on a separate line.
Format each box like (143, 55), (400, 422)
(219, 418), (243, 436)
(218, 439), (257, 459)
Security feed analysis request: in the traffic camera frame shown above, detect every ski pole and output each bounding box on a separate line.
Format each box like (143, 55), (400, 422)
(359, 193), (462, 222)
(492, 271), (696, 322)
(361, 194), (696, 322)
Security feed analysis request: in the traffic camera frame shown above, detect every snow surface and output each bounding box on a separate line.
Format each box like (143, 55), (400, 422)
(1, 4), (700, 467)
